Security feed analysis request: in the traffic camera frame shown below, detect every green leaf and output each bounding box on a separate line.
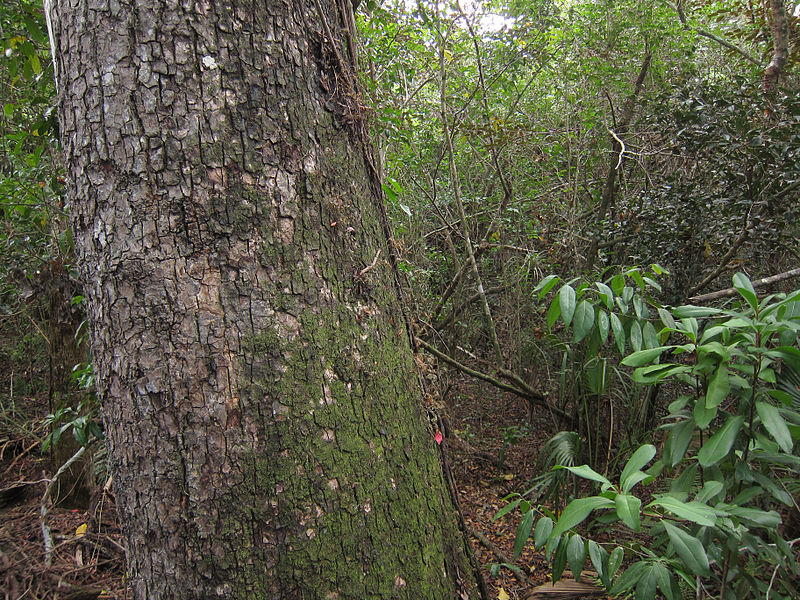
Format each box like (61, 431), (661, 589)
(573, 300), (595, 342)
(609, 561), (650, 596)
(559, 284), (577, 327)
(535, 275), (560, 299)
(547, 297), (562, 329)
(756, 401), (793, 453)
(595, 282), (614, 309)
(552, 536), (569, 582)
(649, 496), (716, 527)
(705, 363), (730, 408)
(513, 509), (535, 559)
(597, 310), (610, 344)
(559, 464), (613, 491)
(673, 305), (723, 318)
(629, 321), (643, 351)
(733, 272), (758, 311)
(620, 445), (656, 491)
(653, 562), (676, 600)
(636, 565), (658, 600)
(533, 516), (554, 548)
(588, 541), (608, 584)
(658, 307), (676, 330)
(632, 363), (689, 384)
(666, 419), (695, 467)
(621, 346), (675, 367)
(551, 496), (615, 539)
(610, 313), (625, 354)
(662, 521), (710, 577)
(693, 401), (717, 430)
(642, 321), (659, 349)
(615, 493), (642, 531)
(628, 268), (646, 291)
(493, 497), (521, 521)
(695, 480), (724, 504)
(698, 415), (744, 467)
(608, 546), (624, 579)
(567, 533), (586, 580)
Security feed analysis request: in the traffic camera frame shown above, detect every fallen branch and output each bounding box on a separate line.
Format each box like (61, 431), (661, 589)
(689, 268), (800, 303)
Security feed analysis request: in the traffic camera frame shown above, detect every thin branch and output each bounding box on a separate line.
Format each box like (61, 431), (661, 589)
(674, 1), (760, 65)
(415, 338), (570, 422)
(41, 444), (88, 566)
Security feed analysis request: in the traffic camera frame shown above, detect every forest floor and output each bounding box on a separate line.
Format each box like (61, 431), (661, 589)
(0, 378), (591, 600)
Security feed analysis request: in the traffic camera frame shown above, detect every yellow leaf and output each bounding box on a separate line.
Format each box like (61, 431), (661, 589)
(497, 587), (510, 600)
(704, 240), (712, 258)
(75, 523), (87, 538)
(500, 473), (515, 480)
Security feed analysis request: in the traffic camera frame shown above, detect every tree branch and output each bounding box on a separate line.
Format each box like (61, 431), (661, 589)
(689, 268), (800, 303)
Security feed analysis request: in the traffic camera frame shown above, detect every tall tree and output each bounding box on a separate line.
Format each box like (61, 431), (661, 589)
(46, 0), (480, 598)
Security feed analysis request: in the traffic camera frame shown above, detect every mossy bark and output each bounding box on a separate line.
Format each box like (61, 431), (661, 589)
(49, 0), (479, 598)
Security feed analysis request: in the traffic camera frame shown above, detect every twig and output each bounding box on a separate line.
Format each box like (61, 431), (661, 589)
(607, 129), (626, 170)
(469, 526), (532, 586)
(355, 249), (381, 279)
(41, 444), (87, 566)
(2, 440), (40, 476)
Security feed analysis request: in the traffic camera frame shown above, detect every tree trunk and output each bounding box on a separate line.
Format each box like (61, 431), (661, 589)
(48, 1), (480, 598)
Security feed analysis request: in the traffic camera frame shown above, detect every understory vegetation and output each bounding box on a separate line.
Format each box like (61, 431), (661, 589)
(1, 0), (799, 598)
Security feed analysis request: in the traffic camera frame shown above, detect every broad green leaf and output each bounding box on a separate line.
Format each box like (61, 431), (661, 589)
(649, 496), (716, 527)
(666, 418), (695, 466)
(552, 536), (569, 581)
(756, 401), (793, 453)
(533, 516), (554, 548)
(636, 565), (658, 600)
(513, 509), (534, 559)
(629, 321), (643, 351)
(610, 312), (625, 354)
(620, 445), (656, 491)
(559, 464), (613, 491)
(588, 541), (608, 583)
(642, 321), (659, 348)
(621, 346), (675, 367)
(608, 546), (624, 579)
(693, 401), (717, 430)
(658, 307), (676, 330)
(547, 297), (562, 329)
(615, 493), (642, 531)
(722, 505), (781, 528)
(733, 272), (758, 310)
(551, 496), (614, 539)
(567, 533), (586, 580)
(573, 300), (595, 342)
(698, 416), (744, 467)
(632, 363), (689, 384)
(597, 310), (610, 344)
(705, 363), (730, 408)
(595, 282), (614, 309)
(652, 562), (676, 600)
(535, 275), (560, 299)
(627, 268), (646, 291)
(609, 561), (650, 596)
(695, 480), (724, 504)
(559, 284), (576, 327)
(662, 521), (710, 577)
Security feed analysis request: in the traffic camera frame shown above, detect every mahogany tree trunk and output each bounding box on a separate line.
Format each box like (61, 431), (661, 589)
(48, 0), (480, 598)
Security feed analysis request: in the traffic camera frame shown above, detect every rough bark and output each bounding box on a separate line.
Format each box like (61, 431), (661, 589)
(48, 1), (479, 598)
